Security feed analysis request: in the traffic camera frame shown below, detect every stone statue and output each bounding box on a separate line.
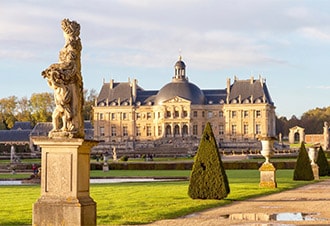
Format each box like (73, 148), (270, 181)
(42, 19), (84, 138)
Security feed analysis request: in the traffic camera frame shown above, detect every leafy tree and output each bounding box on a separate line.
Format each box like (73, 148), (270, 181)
(30, 92), (54, 125)
(0, 96), (17, 129)
(316, 146), (329, 176)
(83, 89), (98, 120)
(16, 96), (33, 123)
(188, 122), (230, 199)
(293, 142), (314, 181)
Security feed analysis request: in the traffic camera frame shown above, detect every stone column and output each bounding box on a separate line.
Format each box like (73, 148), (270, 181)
(32, 137), (98, 226)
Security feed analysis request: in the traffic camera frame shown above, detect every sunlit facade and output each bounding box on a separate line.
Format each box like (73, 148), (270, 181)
(93, 57), (276, 150)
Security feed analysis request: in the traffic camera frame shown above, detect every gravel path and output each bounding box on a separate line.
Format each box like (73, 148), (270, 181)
(149, 179), (330, 225)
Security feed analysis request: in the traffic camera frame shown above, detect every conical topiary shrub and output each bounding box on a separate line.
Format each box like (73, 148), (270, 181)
(293, 142), (314, 181)
(316, 146), (329, 176)
(188, 122), (230, 199)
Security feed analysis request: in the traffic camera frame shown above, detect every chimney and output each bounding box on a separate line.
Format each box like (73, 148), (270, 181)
(226, 78), (231, 104)
(250, 76), (254, 84)
(110, 79), (114, 89)
(132, 79), (137, 102)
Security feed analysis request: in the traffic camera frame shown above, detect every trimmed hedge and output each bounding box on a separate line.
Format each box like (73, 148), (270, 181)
(188, 122), (230, 199)
(293, 142), (314, 181)
(90, 161), (297, 171)
(316, 146), (329, 176)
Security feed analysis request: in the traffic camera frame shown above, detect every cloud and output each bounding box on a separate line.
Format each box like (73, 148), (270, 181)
(299, 27), (330, 41)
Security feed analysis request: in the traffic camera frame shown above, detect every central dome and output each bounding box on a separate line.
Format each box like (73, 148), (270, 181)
(154, 57), (205, 105)
(154, 80), (205, 105)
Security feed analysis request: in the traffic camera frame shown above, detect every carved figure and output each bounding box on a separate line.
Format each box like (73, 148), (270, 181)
(42, 19), (84, 138)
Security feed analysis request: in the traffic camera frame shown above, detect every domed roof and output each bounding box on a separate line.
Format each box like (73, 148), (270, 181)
(154, 80), (205, 105)
(175, 59), (186, 69)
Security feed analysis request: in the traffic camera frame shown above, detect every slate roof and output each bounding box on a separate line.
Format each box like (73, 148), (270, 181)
(97, 82), (144, 106)
(0, 121), (34, 144)
(30, 121), (94, 139)
(228, 79), (274, 105)
(0, 130), (31, 144)
(96, 77), (273, 106)
(11, 122), (32, 130)
(203, 89), (227, 104)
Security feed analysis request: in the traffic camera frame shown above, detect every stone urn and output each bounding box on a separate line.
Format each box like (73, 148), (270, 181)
(308, 147), (318, 165)
(259, 137), (276, 163)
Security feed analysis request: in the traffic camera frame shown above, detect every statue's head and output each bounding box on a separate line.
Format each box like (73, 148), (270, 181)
(61, 18), (80, 38)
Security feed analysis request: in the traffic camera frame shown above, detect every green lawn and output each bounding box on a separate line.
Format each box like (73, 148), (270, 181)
(0, 169), (317, 225)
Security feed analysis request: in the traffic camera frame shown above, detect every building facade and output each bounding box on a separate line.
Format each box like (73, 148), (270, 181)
(93, 57), (276, 153)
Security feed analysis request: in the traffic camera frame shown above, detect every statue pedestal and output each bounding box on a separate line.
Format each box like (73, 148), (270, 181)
(32, 137), (98, 226)
(103, 163), (109, 172)
(259, 162), (277, 188)
(311, 163), (319, 180)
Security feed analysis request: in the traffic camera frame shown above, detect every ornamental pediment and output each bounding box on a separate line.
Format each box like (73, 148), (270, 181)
(163, 96), (191, 104)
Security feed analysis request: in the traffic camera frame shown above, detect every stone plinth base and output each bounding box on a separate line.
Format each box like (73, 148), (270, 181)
(31, 137), (98, 226)
(103, 163), (109, 172)
(33, 196), (96, 226)
(259, 162), (277, 188)
(312, 163), (319, 180)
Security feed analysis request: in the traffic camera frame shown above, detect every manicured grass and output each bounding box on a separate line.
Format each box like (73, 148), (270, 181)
(0, 169), (317, 225)
(90, 170), (190, 178)
(0, 173), (31, 179)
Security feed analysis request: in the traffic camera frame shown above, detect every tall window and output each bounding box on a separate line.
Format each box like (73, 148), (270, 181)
(193, 125), (198, 135)
(231, 124), (237, 135)
(99, 113), (104, 120)
(158, 126), (162, 136)
(146, 125), (152, 136)
(256, 110), (261, 118)
(166, 125), (171, 137)
(100, 126), (105, 136)
(243, 124), (249, 134)
(174, 110), (179, 118)
(207, 111), (213, 118)
(123, 112), (128, 120)
(123, 126), (128, 136)
(231, 111), (237, 118)
(166, 111), (171, 118)
(136, 113), (141, 120)
(193, 111), (198, 117)
(147, 112), (152, 119)
(111, 113), (116, 120)
(182, 125), (188, 136)
(136, 126), (141, 136)
(256, 124), (261, 134)
(111, 126), (116, 136)
(219, 111), (224, 118)
(219, 125), (224, 135)
(174, 125), (180, 136)
(183, 110), (188, 117)
(244, 110), (248, 118)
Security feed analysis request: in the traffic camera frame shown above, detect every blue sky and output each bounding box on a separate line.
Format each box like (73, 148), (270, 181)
(1, 0), (330, 118)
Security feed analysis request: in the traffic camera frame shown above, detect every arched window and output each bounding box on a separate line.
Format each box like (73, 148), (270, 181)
(174, 125), (180, 136)
(182, 125), (188, 136)
(165, 125), (172, 137)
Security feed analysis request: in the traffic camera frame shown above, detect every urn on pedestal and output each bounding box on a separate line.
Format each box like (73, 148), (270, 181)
(258, 136), (277, 188)
(308, 144), (320, 180)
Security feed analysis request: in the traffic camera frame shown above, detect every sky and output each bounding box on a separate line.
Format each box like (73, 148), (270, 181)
(1, 0), (330, 119)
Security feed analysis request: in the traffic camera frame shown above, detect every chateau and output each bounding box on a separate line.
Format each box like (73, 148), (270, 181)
(93, 57), (276, 154)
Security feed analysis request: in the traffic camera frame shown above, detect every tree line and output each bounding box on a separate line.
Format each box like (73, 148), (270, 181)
(276, 106), (330, 137)
(0, 89), (97, 130)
